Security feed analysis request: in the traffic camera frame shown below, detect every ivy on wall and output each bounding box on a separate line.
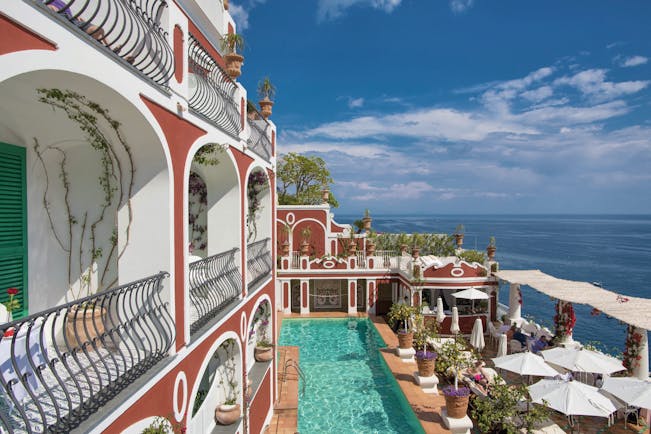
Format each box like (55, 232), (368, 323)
(246, 170), (268, 242)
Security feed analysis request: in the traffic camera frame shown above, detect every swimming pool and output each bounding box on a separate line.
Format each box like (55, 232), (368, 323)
(278, 318), (424, 434)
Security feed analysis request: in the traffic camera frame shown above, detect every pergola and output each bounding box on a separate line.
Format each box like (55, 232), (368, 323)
(495, 269), (650, 380)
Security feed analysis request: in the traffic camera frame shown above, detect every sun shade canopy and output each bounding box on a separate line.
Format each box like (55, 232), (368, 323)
(495, 269), (651, 331)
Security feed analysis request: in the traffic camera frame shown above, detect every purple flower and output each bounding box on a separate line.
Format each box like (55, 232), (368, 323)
(442, 385), (470, 397)
(415, 351), (437, 360)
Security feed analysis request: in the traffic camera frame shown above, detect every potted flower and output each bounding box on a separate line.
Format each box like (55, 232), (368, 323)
(279, 223), (290, 256)
(321, 187), (330, 203)
(300, 226), (311, 256)
(413, 313), (439, 377)
(4, 287), (20, 322)
(486, 236), (496, 260)
(362, 209), (372, 230)
(254, 338), (274, 362)
(257, 77), (275, 119)
(442, 385), (471, 418)
(215, 396), (240, 425)
(453, 224), (465, 248)
(386, 303), (417, 349)
(220, 33), (245, 80)
(411, 233), (424, 259)
(366, 232), (377, 256)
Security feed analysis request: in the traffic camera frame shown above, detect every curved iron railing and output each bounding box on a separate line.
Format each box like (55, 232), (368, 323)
(39, 0), (174, 86)
(189, 249), (242, 335)
(246, 107), (272, 161)
(188, 35), (242, 137)
(0, 272), (173, 433)
(247, 238), (272, 289)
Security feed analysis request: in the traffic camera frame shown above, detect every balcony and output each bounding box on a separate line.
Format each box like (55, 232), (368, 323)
(38, 0), (174, 86)
(0, 272), (173, 433)
(246, 107), (272, 162)
(188, 35), (242, 138)
(189, 249), (242, 336)
(246, 238), (272, 290)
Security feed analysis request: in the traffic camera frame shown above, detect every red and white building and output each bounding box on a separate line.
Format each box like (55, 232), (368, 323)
(0, 1), (276, 432)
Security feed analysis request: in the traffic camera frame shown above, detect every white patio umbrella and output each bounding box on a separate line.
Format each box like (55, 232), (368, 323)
(470, 318), (485, 351)
(601, 376), (651, 408)
(528, 379), (616, 418)
(451, 287), (490, 312)
(541, 347), (625, 376)
(492, 352), (560, 377)
(436, 297), (445, 323)
(496, 333), (508, 358)
(450, 306), (460, 335)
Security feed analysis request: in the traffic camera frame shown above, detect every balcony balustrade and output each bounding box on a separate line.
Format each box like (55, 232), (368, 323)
(246, 107), (272, 161)
(38, 0), (174, 86)
(188, 35), (242, 137)
(246, 238), (272, 289)
(189, 249), (242, 335)
(0, 272), (173, 433)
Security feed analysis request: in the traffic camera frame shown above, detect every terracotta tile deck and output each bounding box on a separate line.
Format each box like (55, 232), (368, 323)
(268, 312), (650, 434)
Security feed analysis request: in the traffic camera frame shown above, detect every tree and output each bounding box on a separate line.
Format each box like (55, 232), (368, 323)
(277, 153), (339, 207)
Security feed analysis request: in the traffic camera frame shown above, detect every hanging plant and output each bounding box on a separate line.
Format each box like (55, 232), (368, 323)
(246, 170), (268, 242)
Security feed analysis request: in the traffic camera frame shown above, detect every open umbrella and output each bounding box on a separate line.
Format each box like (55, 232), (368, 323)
(496, 333), (508, 358)
(541, 347), (625, 376)
(529, 379), (616, 418)
(436, 297), (445, 323)
(451, 287), (489, 312)
(470, 318), (485, 351)
(601, 377), (651, 408)
(450, 306), (460, 335)
(492, 352), (559, 377)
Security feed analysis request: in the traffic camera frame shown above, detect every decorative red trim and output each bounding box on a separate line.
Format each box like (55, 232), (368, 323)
(0, 13), (57, 55)
(173, 25), (184, 84)
(302, 283), (307, 308)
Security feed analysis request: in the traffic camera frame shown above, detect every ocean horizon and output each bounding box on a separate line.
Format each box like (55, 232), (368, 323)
(335, 213), (651, 361)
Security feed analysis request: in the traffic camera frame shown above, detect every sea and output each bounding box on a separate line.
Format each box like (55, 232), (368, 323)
(337, 214), (651, 363)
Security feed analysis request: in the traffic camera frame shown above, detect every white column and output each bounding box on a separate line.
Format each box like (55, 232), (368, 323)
(300, 279), (310, 315)
(508, 283), (522, 324)
(632, 327), (649, 380)
(348, 279), (357, 315)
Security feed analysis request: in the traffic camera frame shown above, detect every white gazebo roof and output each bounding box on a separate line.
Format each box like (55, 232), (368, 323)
(495, 269), (651, 331)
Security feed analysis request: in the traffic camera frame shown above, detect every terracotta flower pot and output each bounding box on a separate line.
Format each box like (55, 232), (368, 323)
(412, 247), (420, 259)
(454, 234), (464, 248)
(281, 241), (290, 256)
(300, 241), (310, 255)
(215, 403), (240, 425)
(322, 189), (330, 203)
(416, 357), (435, 377)
(487, 246), (496, 260)
(254, 346), (273, 362)
(223, 0), (229, 10)
(400, 244), (409, 254)
(258, 98), (273, 119)
(397, 331), (413, 350)
(362, 217), (372, 230)
(366, 243), (376, 256)
(65, 305), (107, 349)
(444, 394), (469, 419)
(224, 53), (244, 80)
(348, 244), (357, 256)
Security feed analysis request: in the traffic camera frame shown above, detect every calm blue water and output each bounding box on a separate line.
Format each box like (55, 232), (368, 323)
(339, 214), (651, 360)
(279, 318), (424, 434)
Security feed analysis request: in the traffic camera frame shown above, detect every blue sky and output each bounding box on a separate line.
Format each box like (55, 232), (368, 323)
(234, 0), (651, 215)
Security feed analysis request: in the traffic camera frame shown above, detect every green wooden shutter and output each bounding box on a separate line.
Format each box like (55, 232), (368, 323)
(0, 142), (27, 319)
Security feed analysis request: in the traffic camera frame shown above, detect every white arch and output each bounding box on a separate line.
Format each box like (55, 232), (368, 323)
(245, 294), (273, 372)
(290, 218), (328, 253)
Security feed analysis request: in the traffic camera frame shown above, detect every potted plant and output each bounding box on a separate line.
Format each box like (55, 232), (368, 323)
(453, 224), (465, 248)
(386, 303), (416, 349)
(411, 232), (424, 259)
(347, 234), (357, 256)
(300, 226), (312, 256)
(279, 223), (290, 256)
(215, 397), (240, 425)
(413, 313), (439, 377)
(223, 0), (229, 10)
(442, 385), (471, 419)
(366, 231), (377, 256)
(486, 236), (496, 260)
(254, 338), (274, 362)
(257, 77), (275, 119)
(220, 33), (245, 80)
(397, 233), (409, 254)
(362, 209), (372, 230)
(322, 187), (330, 203)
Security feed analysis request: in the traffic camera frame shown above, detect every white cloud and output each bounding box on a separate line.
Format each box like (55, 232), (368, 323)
(229, 4), (250, 30)
(620, 55), (648, 68)
(554, 69), (649, 102)
(450, 0), (474, 14)
(520, 86), (553, 102)
(317, 0), (401, 21)
(348, 97), (364, 108)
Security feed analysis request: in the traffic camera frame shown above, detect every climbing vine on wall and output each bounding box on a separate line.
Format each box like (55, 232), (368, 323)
(246, 170), (268, 242)
(188, 172), (207, 253)
(34, 88), (135, 299)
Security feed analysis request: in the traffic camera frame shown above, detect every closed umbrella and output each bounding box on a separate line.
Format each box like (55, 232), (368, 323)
(529, 379), (616, 419)
(450, 306), (460, 335)
(601, 377), (651, 409)
(436, 297), (445, 323)
(492, 352), (559, 378)
(541, 347), (625, 376)
(470, 318), (485, 351)
(497, 333), (508, 358)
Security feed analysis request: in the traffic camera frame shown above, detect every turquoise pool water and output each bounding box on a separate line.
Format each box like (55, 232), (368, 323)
(278, 318), (424, 434)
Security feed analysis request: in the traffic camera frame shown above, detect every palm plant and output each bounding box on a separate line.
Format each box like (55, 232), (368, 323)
(220, 33), (244, 54)
(257, 77), (276, 101)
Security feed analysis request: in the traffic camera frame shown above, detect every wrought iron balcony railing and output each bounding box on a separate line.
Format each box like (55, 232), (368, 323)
(247, 238), (272, 289)
(188, 35), (242, 137)
(39, 0), (174, 86)
(189, 249), (242, 335)
(0, 272), (173, 433)
(246, 108), (272, 161)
